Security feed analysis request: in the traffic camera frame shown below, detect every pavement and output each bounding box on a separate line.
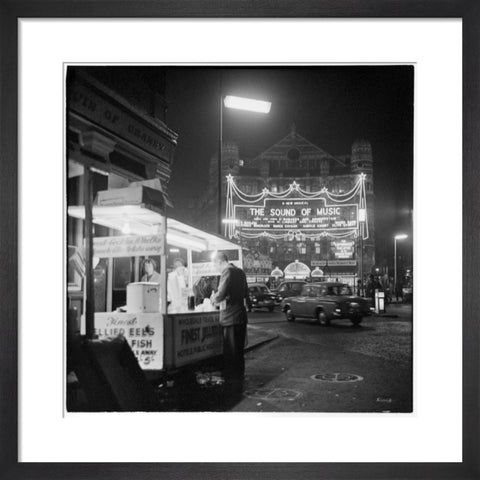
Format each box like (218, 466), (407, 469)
(245, 324), (279, 351)
(154, 303), (413, 412)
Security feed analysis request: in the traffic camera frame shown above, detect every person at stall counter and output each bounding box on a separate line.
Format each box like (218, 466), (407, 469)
(212, 252), (251, 392)
(167, 258), (188, 312)
(141, 258), (161, 283)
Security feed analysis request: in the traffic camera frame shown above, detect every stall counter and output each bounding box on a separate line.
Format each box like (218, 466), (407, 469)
(94, 309), (222, 371)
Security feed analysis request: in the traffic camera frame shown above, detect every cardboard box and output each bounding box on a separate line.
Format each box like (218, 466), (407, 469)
(126, 282), (160, 313)
(96, 185), (167, 212)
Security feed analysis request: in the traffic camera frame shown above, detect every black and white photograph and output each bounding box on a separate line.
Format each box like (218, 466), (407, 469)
(66, 65), (414, 413)
(2, 6), (476, 479)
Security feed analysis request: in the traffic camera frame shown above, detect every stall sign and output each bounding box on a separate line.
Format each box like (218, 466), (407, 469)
(93, 235), (163, 257)
(94, 312), (163, 370)
(172, 313), (222, 367)
(234, 197), (358, 232)
(331, 240), (355, 259)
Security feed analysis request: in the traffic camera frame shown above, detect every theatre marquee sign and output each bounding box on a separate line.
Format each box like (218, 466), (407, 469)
(234, 198), (358, 232)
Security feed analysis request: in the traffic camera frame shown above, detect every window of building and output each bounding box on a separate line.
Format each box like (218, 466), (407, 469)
(314, 242), (321, 254)
(297, 243), (306, 255)
(320, 159), (329, 175)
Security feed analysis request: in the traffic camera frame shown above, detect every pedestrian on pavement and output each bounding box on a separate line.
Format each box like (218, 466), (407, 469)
(366, 274), (375, 300)
(212, 252), (251, 393)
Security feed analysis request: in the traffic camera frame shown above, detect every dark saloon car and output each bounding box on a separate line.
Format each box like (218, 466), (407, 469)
(273, 280), (307, 304)
(280, 282), (372, 326)
(248, 283), (277, 312)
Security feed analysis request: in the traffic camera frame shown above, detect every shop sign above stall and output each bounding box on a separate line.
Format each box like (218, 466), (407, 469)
(234, 197), (358, 232)
(93, 235), (164, 257)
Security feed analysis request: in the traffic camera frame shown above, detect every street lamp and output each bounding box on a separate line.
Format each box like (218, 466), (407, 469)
(394, 233), (408, 301)
(358, 208), (366, 295)
(218, 94), (271, 234)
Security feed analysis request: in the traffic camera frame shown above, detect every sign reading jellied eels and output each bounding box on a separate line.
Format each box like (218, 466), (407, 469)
(94, 312), (164, 370)
(234, 197), (358, 232)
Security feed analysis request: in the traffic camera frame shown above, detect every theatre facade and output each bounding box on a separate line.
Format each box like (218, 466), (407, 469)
(195, 126), (376, 286)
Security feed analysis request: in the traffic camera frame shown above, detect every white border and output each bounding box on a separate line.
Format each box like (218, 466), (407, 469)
(19, 19), (462, 462)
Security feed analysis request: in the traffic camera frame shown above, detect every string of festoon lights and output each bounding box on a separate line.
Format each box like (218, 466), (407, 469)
(224, 173), (369, 241)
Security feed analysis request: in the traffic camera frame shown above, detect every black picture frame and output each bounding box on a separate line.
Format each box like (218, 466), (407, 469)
(1, 1), (478, 479)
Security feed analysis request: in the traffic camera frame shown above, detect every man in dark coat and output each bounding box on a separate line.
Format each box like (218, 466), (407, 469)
(212, 252), (251, 389)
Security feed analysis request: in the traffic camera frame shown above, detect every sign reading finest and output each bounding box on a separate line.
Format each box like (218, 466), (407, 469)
(234, 197), (358, 232)
(172, 313), (222, 368)
(93, 235), (163, 257)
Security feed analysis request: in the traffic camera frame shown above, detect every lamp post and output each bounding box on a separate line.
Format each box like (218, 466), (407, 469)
(394, 233), (408, 301)
(218, 94), (271, 234)
(358, 207), (366, 295)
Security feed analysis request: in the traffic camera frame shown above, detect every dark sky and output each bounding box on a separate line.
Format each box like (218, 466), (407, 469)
(164, 66), (413, 265)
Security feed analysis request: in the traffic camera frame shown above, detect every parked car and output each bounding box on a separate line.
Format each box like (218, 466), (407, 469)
(280, 282), (372, 326)
(273, 280), (307, 304)
(248, 283), (277, 312)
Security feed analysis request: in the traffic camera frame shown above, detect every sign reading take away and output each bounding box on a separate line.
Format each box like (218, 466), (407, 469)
(94, 312), (164, 370)
(93, 235), (163, 257)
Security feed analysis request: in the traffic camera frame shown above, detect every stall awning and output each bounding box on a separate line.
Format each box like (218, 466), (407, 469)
(68, 204), (241, 253)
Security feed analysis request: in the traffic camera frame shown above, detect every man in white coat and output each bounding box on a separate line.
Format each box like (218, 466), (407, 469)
(167, 258), (188, 312)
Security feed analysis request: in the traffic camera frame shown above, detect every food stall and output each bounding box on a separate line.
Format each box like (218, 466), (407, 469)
(68, 181), (243, 373)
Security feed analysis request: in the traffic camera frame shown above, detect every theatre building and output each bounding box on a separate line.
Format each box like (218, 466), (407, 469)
(195, 126), (376, 285)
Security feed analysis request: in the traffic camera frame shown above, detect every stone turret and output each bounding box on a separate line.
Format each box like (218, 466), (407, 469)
(351, 139), (375, 274)
(351, 139), (373, 174)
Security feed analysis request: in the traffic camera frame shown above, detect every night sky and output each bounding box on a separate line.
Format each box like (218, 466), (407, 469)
(164, 66), (414, 266)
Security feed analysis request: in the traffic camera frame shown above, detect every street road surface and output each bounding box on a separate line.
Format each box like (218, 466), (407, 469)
(235, 303), (412, 412)
(157, 303), (412, 413)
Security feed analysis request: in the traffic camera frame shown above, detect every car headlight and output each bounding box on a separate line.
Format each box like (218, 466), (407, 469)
(334, 303), (342, 313)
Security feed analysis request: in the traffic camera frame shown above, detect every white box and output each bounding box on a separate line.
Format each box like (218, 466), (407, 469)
(126, 282), (160, 313)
